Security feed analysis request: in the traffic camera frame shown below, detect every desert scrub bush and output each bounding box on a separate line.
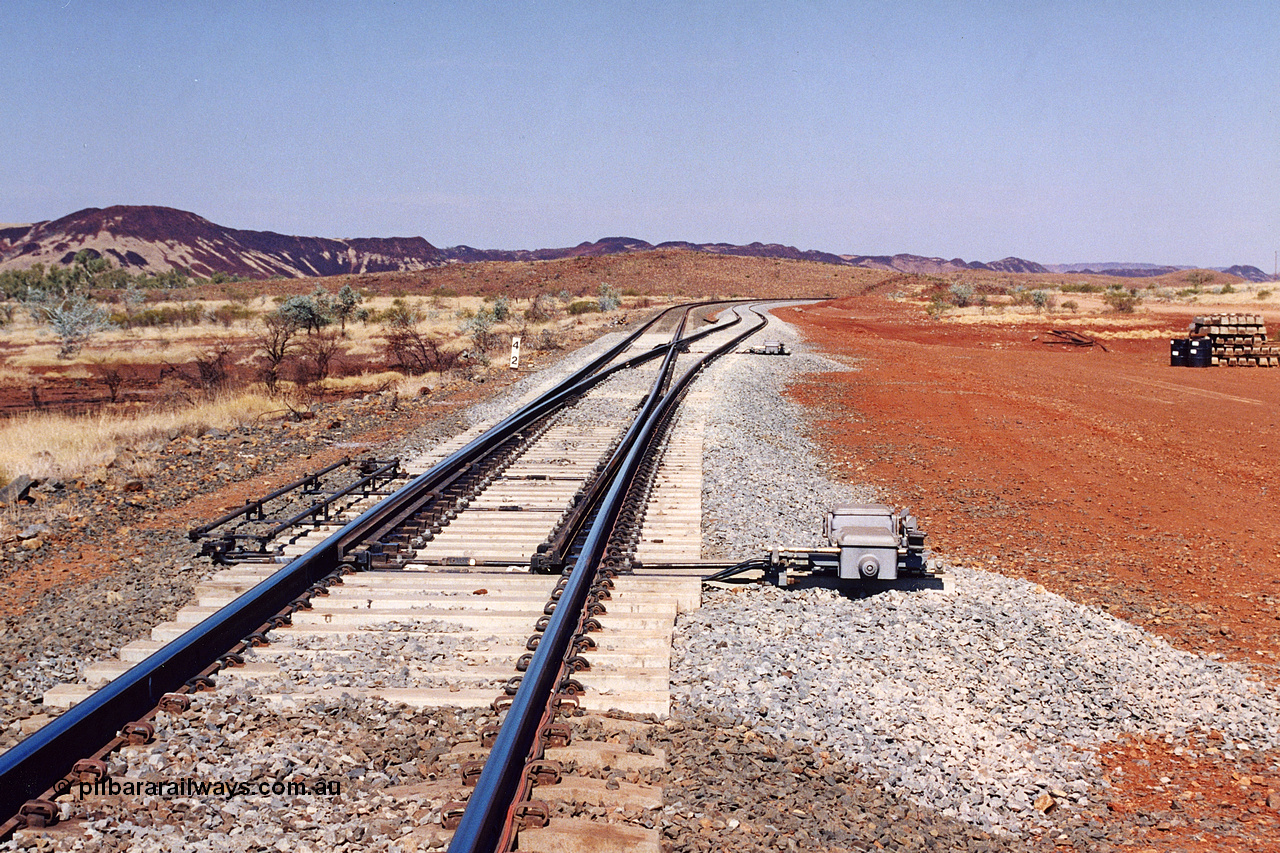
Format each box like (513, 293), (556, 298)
(1102, 288), (1141, 313)
(6, 254), (203, 298)
(297, 329), (343, 383)
(461, 306), (499, 352)
(1060, 282), (1102, 293)
(116, 302), (206, 328)
(180, 339), (237, 395)
(254, 313), (299, 394)
(568, 300), (600, 316)
(1219, 283), (1235, 294)
(1257, 289), (1273, 300)
(597, 283), (621, 312)
(374, 297), (425, 327)
(1061, 299), (1080, 313)
(334, 284), (363, 331)
(534, 327), (565, 351)
(23, 288), (113, 358)
(947, 282), (975, 307)
(382, 323), (459, 375)
(491, 294), (511, 321)
(1030, 290), (1054, 312)
(208, 302), (256, 327)
(277, 290), (335, 334)
(526, 293), (558, 322)
(925, 296), (950, 318)
(91, 361), (128, 403)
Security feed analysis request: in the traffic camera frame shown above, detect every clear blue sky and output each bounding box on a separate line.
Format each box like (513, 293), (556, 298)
(3, 1), (1277, 269)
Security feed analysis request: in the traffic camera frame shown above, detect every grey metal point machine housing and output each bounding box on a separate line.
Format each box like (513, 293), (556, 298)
(825, 504), (927, 581)
(763, 503), (946, 593)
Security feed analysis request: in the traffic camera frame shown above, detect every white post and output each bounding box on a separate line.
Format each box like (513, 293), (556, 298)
(509, 335), (522, 370)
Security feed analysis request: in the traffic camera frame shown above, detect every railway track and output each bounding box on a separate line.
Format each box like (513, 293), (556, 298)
(0, 300), (779, 852)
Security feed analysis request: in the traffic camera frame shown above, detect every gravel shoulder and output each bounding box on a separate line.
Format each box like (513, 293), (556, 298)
(703, 299), (1280, 852)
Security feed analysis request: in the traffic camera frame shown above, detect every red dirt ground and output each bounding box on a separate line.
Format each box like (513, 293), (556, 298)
(780, 295), (1280, 851)
(1097, 732), (1280, 852)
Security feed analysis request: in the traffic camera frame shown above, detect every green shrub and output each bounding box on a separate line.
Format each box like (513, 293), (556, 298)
(208, 303), (256, 327)
(567, 300), (600, 315)
(1060, 282), (1102, 294)
(1257, 289), (1272, 300)
(947, 282), (975, 307)
(597, 283), (621, 312)
(1030, 290), (1054, 312)
(1102, 289), (1141, 313)
(276, 293), (333, 333)
(925, 296), (950, 318)
(492, 295), (511, 321)
(114, 303), (204, 328)
(376, 297), (424, 327)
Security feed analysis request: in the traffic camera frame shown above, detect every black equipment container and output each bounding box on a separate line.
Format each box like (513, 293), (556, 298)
(1169, 338), (1188, 367)
(1186, 337), (1213, 367)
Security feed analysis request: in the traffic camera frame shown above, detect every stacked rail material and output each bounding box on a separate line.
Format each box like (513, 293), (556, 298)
(1185, 314), (1279, 367)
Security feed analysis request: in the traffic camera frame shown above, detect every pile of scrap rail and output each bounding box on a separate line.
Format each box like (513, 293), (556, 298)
(1186, 313), (1278, 367)
(1043, 329), (1108, 351)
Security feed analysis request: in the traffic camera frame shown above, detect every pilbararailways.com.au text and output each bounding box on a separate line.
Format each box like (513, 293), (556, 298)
(64, 778), (343, 799)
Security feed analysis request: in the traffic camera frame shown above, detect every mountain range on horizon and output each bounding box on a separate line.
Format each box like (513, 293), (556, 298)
(0, 205), (1270, 283)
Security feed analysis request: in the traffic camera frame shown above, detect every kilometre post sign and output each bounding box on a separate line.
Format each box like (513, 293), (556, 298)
(510, 336), (521, 369)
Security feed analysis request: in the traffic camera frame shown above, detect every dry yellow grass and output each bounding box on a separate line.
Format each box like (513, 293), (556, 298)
(309, 370), (415, 396)
(0, 364), (40, 385)
(2, 293), (572, 369)
(0, 391), (280, 482)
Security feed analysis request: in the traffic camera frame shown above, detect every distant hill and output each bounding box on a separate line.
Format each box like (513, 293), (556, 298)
(1045, 262), (1187, 274)
(1045, 261), (1271, 282)
(1222, 265), (1271, 283)
(0, 206), (446, 278)
(0, 205), (1265, 282)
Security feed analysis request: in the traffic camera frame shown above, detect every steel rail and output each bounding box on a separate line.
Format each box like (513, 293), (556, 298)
(530, 306), (746, 571)
(255, 458), (401, 542)
(198, 459), (404, 563)
(187, 456), (356, 539)
(448, 303), (770, 853)
(0, 302), (698, 829)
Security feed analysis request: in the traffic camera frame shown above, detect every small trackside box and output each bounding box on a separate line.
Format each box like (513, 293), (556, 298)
(826, 504), (901, 581)
(834, 527), (899, 580)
